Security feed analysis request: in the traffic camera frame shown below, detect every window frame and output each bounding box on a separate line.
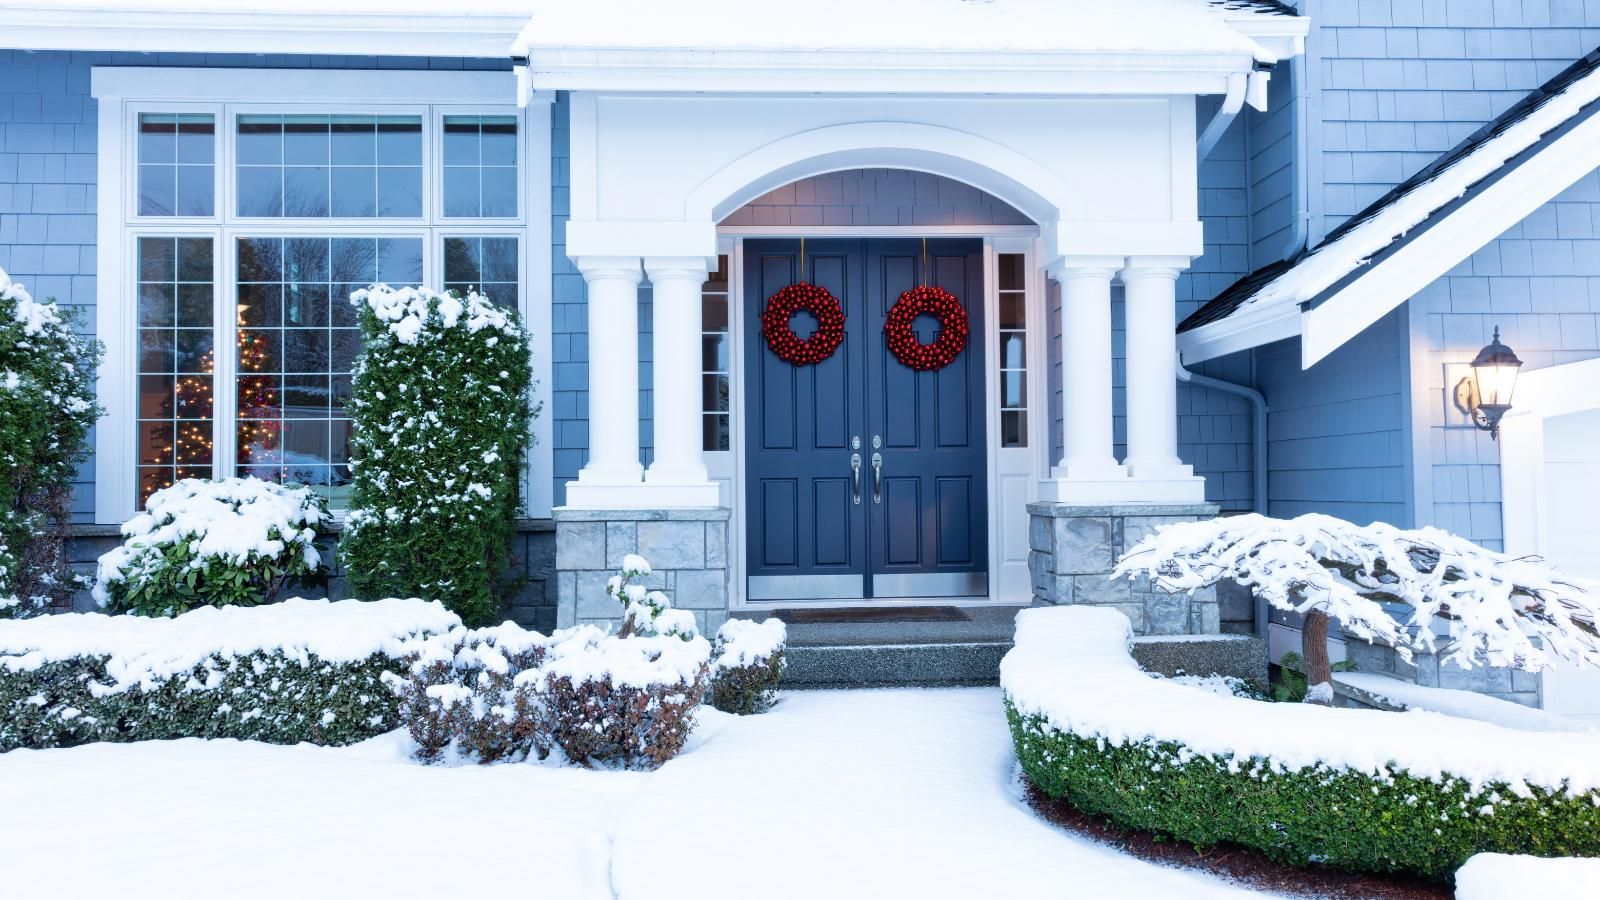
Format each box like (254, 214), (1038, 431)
(95, 68), (537, 523)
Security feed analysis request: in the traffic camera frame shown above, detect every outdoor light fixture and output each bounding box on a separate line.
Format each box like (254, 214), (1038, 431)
(1453, 327), (1523, 440)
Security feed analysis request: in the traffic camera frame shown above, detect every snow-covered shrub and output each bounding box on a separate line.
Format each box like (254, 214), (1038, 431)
(391, 618), (710, 770)
(607, 554), (699, 640)
(537, 626), (711, 769)
(1114, 513), (1600, 703)
(0, 271), (101, 618)
(0, 598), (458, 750)
(709, 617), (786, 715)
(1003, 606), (1600, 880)
(341, 286), (534, 627)
(387, 622), (547, 763)
(93, 477), (326, 617)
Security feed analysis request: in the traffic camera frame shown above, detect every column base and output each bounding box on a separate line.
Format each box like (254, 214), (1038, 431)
(645, 462), (720, 507)
(1039, 474), (1205, 505)
(565, 479), (722, 509)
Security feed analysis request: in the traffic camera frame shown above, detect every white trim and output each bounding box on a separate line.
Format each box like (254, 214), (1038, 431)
(719, 225), (1040, 238)
(1499, 357), (1600, 559)
(523, 95), (555, 519)
(4, 6), (525, 59)
(1176, 293), (1301, 365)
(94, 96), (131, 526)
(93, 68), (514, 105)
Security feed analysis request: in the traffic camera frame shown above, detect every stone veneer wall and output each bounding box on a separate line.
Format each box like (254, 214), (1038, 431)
(62, 523), (559, 632)
(1341, 631), (1543, 709)
(1027, 502), (1222, 635)
(553, 507), (730, 634)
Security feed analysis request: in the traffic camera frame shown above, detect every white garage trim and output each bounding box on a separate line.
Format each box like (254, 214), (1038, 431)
(1499, 356), (1600, 561)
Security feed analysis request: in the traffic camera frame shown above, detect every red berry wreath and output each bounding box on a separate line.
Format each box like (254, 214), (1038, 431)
(761, 282), (846, 366)
(884, 285), (969, 371)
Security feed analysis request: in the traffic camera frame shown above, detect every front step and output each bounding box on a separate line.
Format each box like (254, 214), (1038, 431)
(781, 641), (1010, 688)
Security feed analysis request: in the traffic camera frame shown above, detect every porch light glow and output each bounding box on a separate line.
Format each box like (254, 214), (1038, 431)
(1468, 326), (1522, 440)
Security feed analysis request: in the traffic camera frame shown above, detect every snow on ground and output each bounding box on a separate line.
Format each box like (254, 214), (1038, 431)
(1335, 671), (1595, 733)
(1455, 852), (1600, 900)
(0, 687), (1272, 900)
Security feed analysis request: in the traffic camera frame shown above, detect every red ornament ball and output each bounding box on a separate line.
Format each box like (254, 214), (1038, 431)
(761, 282), (846, 367)
(884, 285), (969, 372)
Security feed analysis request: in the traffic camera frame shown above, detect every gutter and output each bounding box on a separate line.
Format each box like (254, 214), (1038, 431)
(1197, 71), (1248, 160)
(1280, 0), (1315, 259)
(1175, 360), (1268, 516)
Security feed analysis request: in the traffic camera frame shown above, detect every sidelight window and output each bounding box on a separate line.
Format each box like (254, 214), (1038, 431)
(997, 253), (1029, 448)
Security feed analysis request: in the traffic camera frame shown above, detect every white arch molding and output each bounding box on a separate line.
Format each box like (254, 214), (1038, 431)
(1499, 356), (1600, 560)
(685, 121), (1086, 227)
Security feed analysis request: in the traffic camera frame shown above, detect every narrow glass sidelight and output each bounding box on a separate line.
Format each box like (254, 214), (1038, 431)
(136, 236), (215, 504)
(997, 253), (1028, 448)
(701, 254), (732, 451)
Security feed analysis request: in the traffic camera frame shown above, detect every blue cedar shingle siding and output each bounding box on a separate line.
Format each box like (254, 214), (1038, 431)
(0, 50), (509, 521)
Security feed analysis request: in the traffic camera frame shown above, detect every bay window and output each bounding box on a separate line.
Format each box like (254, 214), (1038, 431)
(105, 86), (526, 512)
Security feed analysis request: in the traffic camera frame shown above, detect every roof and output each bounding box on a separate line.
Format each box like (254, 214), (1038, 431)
(1181, 47), (1600, 339)
(514, 0), (1297, 60)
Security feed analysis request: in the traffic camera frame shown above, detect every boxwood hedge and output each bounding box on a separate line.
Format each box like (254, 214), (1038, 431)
(1007, 700), (1600, 881)
(2, 650), (408, 751)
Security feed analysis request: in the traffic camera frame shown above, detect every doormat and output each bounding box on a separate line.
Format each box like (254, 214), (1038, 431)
(774, 607), (971, 625)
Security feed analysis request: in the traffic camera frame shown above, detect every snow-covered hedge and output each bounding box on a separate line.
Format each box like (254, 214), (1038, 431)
(1455, 853), (1600, 900)
(391, 620), (711, 769)
(0, 598), (459, 751)
(94, 478), (327, 616)
(1002, 606), (1600, 879)
(0, 271), (100, 618)
(709, 617), (786, 715)
(341, 286), (533, 627)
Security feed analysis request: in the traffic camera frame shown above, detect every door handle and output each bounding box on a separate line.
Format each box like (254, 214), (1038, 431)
(871, 452), (883, 504)
(850, 453), (863, 505)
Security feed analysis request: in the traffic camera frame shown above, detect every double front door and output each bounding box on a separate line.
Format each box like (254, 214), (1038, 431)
(745, 239), (988, 601)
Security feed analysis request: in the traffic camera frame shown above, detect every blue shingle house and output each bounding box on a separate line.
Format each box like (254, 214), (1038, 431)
(1, 0), (1596, 711)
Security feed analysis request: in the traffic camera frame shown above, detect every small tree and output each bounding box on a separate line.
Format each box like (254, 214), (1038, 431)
(0, 270), (101, 618)
(1114, 513), (1600, 704)
(341, 286), (534, 627)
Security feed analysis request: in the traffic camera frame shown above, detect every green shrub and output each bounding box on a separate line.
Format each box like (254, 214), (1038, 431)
(0, 274), (101, 618)
(341, 286), (534, 627)
(1007, 701), (1600, 881)
(0, 597), (458, 751)
(709, 617), (786, 715)
(1273, 650), (1354, 703)
(92, 478), (327, 617)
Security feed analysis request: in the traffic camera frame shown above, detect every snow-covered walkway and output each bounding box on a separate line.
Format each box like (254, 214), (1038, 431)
(0, 688), (1270, 899)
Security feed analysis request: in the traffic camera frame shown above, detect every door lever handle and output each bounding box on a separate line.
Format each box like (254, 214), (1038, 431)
(871, 452), (883, 504)
(850, 453), (863, 505)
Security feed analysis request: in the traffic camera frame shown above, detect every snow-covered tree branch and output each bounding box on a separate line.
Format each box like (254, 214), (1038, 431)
(1113, 513), (1600, 691)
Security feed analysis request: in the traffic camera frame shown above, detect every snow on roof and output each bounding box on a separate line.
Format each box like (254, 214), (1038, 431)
(514, 0), (1290, 60)
(1181, 48), (1600, 335)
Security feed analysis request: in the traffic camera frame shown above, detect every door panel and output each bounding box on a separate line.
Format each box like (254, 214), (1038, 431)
(865, 240), (988, 597)
(745, 240), (866, 600)
(744, 238), (987, 601)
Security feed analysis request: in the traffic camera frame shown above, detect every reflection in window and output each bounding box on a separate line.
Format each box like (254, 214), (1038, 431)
(442, 115), (518, 217)
(701, 255), (731, 451)
(236, 114), (423, 218)
(137, 237), (214, 504)
(998, 253), (1028, 448)
(235, 236), (422, 506)
(443, 236), (519, 308)
(138, 114), (214, 216)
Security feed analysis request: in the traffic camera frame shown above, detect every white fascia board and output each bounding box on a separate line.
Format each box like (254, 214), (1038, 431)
(0, 8), (524, 58)
(1224, 15), (1309, 61)
(1302, 103), (1600, 368)
(1176, 299), (1301, 365)
(92, 67), (514, 104)
(525, 49), (1258, 95)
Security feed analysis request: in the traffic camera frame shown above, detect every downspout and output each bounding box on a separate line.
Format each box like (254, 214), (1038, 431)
(1280, 0), (1315, 259)
(1175, 360), (1268, 516)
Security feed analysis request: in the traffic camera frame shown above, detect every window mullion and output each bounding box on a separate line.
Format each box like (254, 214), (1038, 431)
(213, 231), (240, 481)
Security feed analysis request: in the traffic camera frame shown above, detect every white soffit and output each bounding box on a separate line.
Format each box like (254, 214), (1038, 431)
(0, 0), (530, 58)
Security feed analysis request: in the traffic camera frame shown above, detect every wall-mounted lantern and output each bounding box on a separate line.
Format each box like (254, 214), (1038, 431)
(1452, 327), (1523, 440)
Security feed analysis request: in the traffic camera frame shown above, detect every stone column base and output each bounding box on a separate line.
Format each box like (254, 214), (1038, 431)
(554, 506), (731, 635)
(1027, 501), (1221, 635)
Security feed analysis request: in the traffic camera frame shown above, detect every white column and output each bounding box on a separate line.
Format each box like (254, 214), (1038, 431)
(643, 256), (720, 507)
(566, 256), (644, 507)
(1053, 258), (1126, 485)
(1121, 257), (1204, 500)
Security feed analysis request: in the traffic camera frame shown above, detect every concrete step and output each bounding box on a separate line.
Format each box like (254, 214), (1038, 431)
(780, 640), (1010, 688)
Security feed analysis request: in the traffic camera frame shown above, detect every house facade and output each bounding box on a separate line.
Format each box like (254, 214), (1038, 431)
(1, 1), (1596, 706)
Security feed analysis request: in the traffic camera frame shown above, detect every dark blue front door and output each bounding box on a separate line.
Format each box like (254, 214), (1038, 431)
(745, 239), (988, 601)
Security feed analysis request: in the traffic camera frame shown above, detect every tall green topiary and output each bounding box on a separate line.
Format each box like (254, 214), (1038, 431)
(341, 286), (533, 626)
(0, 271), (102, 618)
